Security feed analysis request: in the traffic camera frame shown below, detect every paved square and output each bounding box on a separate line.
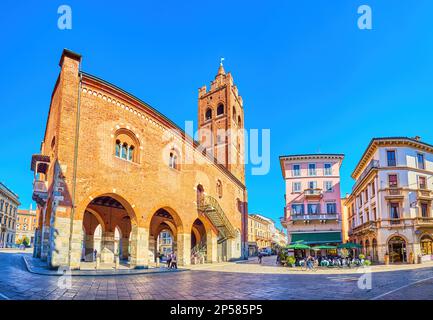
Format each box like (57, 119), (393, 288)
(1, 252), (432, 300)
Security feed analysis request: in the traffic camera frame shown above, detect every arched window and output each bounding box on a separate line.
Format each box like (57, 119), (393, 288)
(115, 140), (121, 157)
(216, 180), (223, 198)
(205, 108), (212, 121)
(169, 152), (178, 170)
(217, 103), (224, 115)
(232, 106), (237, 120)
(121, 143), (128, 159)
(114, 128), (140, 163)
(197, 184), (205, 206)
(237, 115), (242, 127)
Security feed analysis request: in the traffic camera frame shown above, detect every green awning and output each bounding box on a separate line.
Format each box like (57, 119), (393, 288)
(290, 232), (342, 245)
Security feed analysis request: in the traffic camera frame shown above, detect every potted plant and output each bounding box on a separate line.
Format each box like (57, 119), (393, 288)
(286, 256), (296, 267)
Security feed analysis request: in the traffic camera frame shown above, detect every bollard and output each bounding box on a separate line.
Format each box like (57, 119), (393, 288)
(95, 256), (100, 270)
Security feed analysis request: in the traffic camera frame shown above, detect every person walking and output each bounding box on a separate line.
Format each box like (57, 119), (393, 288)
(258, 251), (263, 264)
(171, 252), (178, 269)
(167, 252), (172, 268)
(93, 249), (98, 262)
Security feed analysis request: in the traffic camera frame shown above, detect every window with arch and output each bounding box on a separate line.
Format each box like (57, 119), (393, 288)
(205, 108), (212, 121)
(114, 129), (140, 163)
(169, 151), (179, 170)
(232, 106), (237, 121)
(237, 115), (242, 127)
(216, 179), (223, 198)
(217, 103), (224, 115)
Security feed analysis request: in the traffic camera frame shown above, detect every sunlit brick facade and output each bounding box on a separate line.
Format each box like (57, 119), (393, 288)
(31, 49), (248, 269)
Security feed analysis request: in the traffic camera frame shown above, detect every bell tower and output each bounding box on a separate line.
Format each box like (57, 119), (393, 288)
(198, 60), (245, 183)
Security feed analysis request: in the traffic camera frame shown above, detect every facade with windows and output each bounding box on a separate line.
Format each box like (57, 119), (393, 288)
(280, 154), (344, 253)
(344, 137), (433, 264)
(16, 207), (38, 246)
(0, 182), (20, 248)
(30, 49), (248, 269)
(247, 214), (272, 255)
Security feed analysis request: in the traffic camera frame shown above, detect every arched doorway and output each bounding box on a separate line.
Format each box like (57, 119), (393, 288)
(82, 195), (133, 266)
(372, 238), (378, 262)
(365, 239), (370, 258)
(191, 218), (207, 264)
(388, 236), (407, 263)
(420, 235), (433, 256)
(148, 208), (183, 265)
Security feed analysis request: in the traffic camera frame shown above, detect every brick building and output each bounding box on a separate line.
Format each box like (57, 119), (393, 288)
(31, 49), (248, 269)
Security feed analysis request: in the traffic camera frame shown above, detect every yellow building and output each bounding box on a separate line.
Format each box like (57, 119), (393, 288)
(248, 214), (272, 255)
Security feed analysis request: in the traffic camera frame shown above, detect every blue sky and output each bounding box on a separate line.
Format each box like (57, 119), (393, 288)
(1, 1), (432, 229)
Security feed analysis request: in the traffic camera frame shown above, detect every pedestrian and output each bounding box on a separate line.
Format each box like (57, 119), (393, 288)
(306, 255), (314, 270)
(171, 252), (178, 269)
(258, 252), (263, 264)
(167, 253), (172, 268)
(93, 249), (98, 261)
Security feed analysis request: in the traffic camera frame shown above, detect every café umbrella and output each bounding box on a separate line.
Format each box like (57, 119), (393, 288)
(311, 245), (337, 250)
(286, 242), (311, 250)
(337, 242), (362, 249)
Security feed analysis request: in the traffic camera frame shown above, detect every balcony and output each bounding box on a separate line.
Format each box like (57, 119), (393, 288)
(417, 189), (433, 201)
(32, 180), (48, 206)
(288, 213), (339, 223)
(351, 221), (377, 235)
(384, 188), (404, 200)
(352, 159), (379, 192)
(415, 217), (433, 227)
(304, 188), (323, 200)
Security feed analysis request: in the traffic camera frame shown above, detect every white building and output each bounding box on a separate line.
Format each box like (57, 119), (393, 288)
(345, 137), (433, 264)
(0, 182), (20, 248)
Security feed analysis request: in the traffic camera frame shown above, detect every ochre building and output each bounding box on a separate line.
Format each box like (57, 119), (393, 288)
(16, 207), (39, 246)
(31, 49), (248, 269)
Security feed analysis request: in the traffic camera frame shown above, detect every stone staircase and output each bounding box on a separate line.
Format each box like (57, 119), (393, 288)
(197, 195), (236, 242)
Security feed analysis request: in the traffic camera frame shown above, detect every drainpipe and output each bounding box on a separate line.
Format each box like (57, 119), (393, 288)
(243, 189), (248, 260)
(67, 70), (83, 267)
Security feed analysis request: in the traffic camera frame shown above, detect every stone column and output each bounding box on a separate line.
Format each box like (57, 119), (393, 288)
(121, 237), (129, 260)
(177, 233), (191, 266)
(206, 230), (218, 263)
(148, 236), (156, 263)
(33, 228), (42, 258)
(377, 243), (387, 263)
(413, 242), (422, 264)
(130, 226), (149, 269)
(49, 216), (77, 269)
(40, 225), (50, 261)
(226, 238), (239, 261)
(100, 231), (115, 263)
(84, 234), (94, 261)
(69, 219), (84, 269)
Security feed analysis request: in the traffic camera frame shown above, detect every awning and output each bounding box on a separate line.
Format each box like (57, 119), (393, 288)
(290, 232), (342, 245)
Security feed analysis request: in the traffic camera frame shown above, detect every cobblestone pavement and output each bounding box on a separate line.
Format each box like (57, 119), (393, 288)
(0, 252), (432, 300)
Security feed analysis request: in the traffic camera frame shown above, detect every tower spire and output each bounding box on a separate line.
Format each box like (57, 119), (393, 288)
(217, 57), (225, 75)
